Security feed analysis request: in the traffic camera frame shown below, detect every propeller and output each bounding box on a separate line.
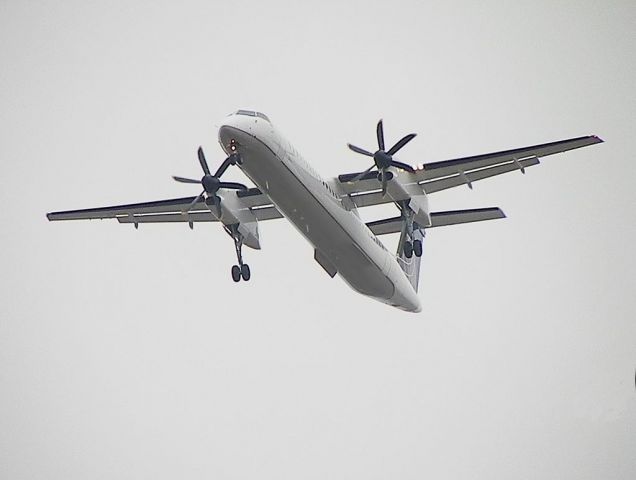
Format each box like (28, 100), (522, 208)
(173, 147), (246, 216)
(347, 119), (417, 196)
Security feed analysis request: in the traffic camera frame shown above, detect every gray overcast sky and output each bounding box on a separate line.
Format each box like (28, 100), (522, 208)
(2, 1), (635, 478)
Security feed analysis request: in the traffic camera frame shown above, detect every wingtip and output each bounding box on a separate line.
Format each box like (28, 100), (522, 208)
(492, 207), (507, 219)
(592, 135), (604, 143)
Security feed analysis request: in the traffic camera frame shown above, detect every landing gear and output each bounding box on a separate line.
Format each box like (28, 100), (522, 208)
(229, 151), (243, 166)
(398, 201), (424, 259)
(240, 264), (251, 281)
(231, 265), (241, 282)
(402, 238), (423, 258)
(228, 224), (251, 282)
(404, 241), (414, 258)
(413, 239), (423, 257)
(231, 263), (250, 282)
(402, 239), (422, 258)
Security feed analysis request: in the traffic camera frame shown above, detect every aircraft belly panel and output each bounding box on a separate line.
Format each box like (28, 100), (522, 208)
(236, 135), (394, 299)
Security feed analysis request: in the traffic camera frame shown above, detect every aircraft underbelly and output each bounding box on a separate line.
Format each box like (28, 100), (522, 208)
(238, 137), (394, 299)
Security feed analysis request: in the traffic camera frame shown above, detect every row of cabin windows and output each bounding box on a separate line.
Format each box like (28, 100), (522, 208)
(321, 179), (338, 199)
(370, 230), (387, 251)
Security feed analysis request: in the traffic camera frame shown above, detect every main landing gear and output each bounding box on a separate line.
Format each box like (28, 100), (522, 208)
(403, 238), (423, 259)
(228, 224), (251, 282)
(398, 201), (424, 259)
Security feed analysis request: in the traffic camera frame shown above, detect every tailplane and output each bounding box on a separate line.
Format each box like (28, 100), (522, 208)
(367, 206), (507, 292)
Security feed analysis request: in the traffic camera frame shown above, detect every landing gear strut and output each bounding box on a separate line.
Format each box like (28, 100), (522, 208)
(228, 224), (251, 282)
(398, 201), (423, 259)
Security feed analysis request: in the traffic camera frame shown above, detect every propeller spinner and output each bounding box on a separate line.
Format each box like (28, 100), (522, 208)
(347, 119), (416, 196)
(173, 147), (246, 216)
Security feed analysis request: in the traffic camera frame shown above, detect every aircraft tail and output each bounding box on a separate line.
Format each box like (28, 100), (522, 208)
(396, 227), (424, 292)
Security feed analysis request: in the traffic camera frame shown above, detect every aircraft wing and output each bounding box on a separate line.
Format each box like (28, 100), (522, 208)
(47, 188), (282, 225)
(367, 207), (506, 235)
(338, 135), (603, 203)
(417, 135), (603, 193)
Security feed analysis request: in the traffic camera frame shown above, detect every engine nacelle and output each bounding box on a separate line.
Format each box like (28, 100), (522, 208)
(407, 194), (431, 228)
(237, 220), (260, 249)
(210, 191), (262, 249)
(386, 172), (431, 227)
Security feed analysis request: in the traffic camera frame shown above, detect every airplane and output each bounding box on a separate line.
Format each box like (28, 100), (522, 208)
(47, 110), (603, 312)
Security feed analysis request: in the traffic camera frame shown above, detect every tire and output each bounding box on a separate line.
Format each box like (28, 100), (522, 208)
(231, 265), (241, 282)
(241, 263), (251, 281)
(404, 241), (413, 258)
(413, 239), (423, 257)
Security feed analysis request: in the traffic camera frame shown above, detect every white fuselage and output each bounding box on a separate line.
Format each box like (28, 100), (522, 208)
(218, 113), (421, 312)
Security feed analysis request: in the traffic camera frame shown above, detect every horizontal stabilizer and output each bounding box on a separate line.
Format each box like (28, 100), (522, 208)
(430, 207), (506, 227)
(367, 207), (505, 236)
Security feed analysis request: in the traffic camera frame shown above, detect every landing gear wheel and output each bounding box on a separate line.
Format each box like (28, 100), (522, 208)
(240, 264), (251, 281)
(230, 226), (250, 282)
(231, 265), (241, 282)
(413, 239), (423, 257)
(404, 241), (413, 258)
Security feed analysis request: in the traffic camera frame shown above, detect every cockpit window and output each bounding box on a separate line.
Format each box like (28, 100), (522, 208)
(234, 110), (270, 122)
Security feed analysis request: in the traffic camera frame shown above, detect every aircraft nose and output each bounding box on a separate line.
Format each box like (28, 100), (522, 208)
(389, 287), (422, 313)
(218, 124), (248, 154)
(218, 124), (232, 145)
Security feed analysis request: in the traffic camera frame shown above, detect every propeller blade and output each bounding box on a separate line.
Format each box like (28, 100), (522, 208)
(381, 170), (388, 197)
(182, 191), (205, 214)
(197, 147), (211, 175)
(349, 165), (376, 183)
(389, 160), (416, 173)
(347, 143), (374, 157)
(172, 176), (201, 184)
(376, 119), (385, 151)
(219, 181), (248, 190)
(387, 133), (417, 155)
(214, 156), (233, 178)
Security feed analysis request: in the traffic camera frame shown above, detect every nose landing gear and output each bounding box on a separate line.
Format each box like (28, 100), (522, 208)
(228, 224), (251, 282)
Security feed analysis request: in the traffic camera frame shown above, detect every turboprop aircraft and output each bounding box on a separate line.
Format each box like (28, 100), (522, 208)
(47, 110), (603, 312)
